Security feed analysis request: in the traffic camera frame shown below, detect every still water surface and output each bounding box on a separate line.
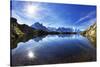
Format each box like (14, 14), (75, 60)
(11, 34), (96, 66)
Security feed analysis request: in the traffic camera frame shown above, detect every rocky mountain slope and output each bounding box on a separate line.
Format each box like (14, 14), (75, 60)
(81, 22), (96, 47)
(10, 17), (48, 49)
(31, 22), (48, 31)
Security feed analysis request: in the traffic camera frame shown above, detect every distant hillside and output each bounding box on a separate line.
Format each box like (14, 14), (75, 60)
(10, 17), (48, 49)
(81, 22), (96, 47)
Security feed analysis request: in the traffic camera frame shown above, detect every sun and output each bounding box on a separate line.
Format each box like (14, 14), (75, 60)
(26, 5), (38, 15)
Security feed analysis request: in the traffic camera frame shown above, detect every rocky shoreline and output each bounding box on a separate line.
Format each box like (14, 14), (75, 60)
(81, 23), (96, 47)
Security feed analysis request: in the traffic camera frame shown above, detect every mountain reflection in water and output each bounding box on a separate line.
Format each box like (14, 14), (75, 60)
(11, 34), (96, 66)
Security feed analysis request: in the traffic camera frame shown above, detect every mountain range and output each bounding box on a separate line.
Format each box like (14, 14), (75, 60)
(31, 22), (76, 33)
(31, 22), (48, 31)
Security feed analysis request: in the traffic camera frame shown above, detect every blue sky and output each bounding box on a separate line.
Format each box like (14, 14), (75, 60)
(11, 1), (96, 31)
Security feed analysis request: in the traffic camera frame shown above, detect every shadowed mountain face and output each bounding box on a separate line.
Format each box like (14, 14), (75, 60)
(10, 17), (24, 39)
(81, 23), (96, 47)
(31, 22), (48, 31)
(11, 17), (49, 36)
(10, 17), (49, 49)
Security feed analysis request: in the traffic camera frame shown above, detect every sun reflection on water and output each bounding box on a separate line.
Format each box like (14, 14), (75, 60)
(28, 51), (35, 59)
